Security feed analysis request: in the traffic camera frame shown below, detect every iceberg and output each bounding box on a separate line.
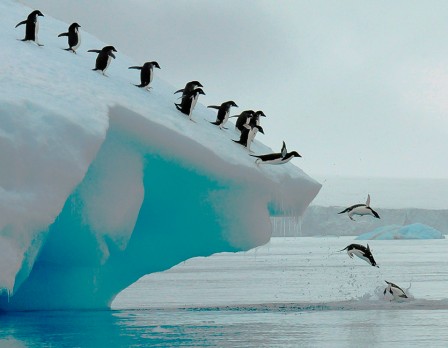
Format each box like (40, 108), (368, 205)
(356, 223), (445, 240)
(0, 1), (320, 310)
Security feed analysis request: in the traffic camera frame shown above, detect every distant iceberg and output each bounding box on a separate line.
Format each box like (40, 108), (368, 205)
(0, 1), (320, 310)
(356, 223), (445, 240)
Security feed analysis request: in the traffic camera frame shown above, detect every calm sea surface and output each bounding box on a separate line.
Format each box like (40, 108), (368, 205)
(1, 237), (448, 347)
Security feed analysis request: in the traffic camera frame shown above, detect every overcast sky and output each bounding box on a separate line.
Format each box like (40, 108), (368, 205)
(20, 0), (448, 179)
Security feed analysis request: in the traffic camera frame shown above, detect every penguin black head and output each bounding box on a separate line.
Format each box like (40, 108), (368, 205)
(289, 151), (302, 158)
(368, 207), (381, 219)
(224, 101), (238, 108)
(194, 88), (206, 96)
(30, 10), (44, 18)
(150, 61), (161, 69)
(103, 45), (117, 52)
(69, 22), (81, 30)
(190, 80), (203, 88)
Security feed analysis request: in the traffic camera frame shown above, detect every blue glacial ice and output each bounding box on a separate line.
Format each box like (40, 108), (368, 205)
(0, 1), (320, 310)
(356, 223), (445, 240)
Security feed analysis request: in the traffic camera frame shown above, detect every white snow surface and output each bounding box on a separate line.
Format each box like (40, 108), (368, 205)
(0, 1), (320, 309)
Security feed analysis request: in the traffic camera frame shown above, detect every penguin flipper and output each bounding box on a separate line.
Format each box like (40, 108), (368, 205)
(108, 52), (116, 59)
(128, 66), (142, 70)
(174, 103), (182, 111)
(338, 208), (350, 214)
(15, 20), (27, 28)
(88, 49), (101, 53)
(207, 105), (220, 110)
(58, 32), (69, 37)
(174, 88), (184, 94)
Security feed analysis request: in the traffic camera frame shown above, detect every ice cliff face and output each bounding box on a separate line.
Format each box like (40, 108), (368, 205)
(0, 1), (320, 310)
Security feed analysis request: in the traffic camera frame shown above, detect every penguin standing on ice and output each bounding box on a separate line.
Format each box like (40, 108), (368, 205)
(88, 46), (117, 76)
(338, 243), (379, 267)
(250, 141), (301, 165)
(246, 110), (266, 151)
(15, 10), (44, 46)
(174, 81), (203, 99)
(208, 101), (238, 129)
(338, 194), (380, 221)
(175, 88), (205, 120)
(383, 281), (408, 300)
(129, 61), (161, 90)
(233, 123), (264, 149)
(58, 22), (81, 53)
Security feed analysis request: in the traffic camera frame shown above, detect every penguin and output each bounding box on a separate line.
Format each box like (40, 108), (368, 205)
(383, 281), (408, 301)
(338, 194), (380, 221)
(15, 10), (44, 46)
(175, 88), (205, 120)
(88, 46), (117, 75)
(58, 22), (81, 53)
(338, 243), (379, 267)
(233, 123), (264, 148)
(174, 81), (203, 100)
(246, 110), (266, 151)
(231, 110), (255, 132)
(250, 141), (302, 165)
(208, 101), (238, 129)
(129, 61), (161, 90)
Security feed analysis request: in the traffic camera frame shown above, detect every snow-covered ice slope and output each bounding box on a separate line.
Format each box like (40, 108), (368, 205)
(0, 1), (320, 310)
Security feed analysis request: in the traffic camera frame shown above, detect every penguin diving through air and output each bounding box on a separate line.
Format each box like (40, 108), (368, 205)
(58, 23), (81, 53)
(383, 281), (409, 301)
(338, 194), (380, 221)
(208, 101), (238, 129)
(88, 46), (117, 76)
(175, 88), (205, 121)
(15, 10), (44, 46)
(339, 243), (379, 267)
(250, 141), (301, 165)
(129, 61), (161, 90)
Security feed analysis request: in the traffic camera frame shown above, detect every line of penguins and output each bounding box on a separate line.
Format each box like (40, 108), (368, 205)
(337, 194), (409, 301)
(15, 10), (301, 165)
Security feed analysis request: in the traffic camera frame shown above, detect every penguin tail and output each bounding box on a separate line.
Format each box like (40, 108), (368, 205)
(135, 84), (144, 88)
(58, 32), (68, 37)
(15, 20), (26, 28)
(210, 121), (220, 125)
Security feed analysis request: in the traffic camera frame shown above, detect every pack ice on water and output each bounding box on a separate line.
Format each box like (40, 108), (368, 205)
(0, 0), (320, 310)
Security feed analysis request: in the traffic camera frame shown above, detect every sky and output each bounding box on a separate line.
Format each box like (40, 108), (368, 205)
(19, 0), (448, 179)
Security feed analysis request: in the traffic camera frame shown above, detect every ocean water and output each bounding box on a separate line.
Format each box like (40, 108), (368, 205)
(2, 237), (448, 347)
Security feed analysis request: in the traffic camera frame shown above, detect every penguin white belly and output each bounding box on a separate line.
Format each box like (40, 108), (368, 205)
(105, 56), (112, 72)
(149, 67), (154, 83)
(35, 19), (39, 41)
(349, 249), (369, 263)
(247, 128), (258, 150)
(222, 110), (230, 125)
(351, 206), (370, 216)
(73, 32), (81, 50)
(189, 95), (199, 116)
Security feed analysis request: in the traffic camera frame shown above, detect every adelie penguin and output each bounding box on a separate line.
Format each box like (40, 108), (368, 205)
(58, 23), (81, 53)
(175, 88), (205, 121)
(15, 10), (44, 46)
(231, 110), (255, 133)
(88, 46), (117, 76)
(129, 61), (161, 90)
(233, 122), (264, 150)
(246, 111), (266, 151)
(383, 281), (408, 301)
(208, 101), (238, 129)
(250, 141), (301, 165)
(339, 243), (379, 267)
(338, 194), (380, 221)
